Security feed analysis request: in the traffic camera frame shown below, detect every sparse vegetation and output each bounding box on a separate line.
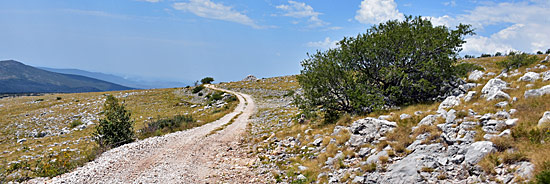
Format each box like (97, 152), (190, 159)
(496, 52), (538, 70)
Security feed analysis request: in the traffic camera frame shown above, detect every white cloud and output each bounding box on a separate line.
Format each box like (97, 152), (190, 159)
(443, 1), (456, 7)
(306, 37), (338, 49)
(276, 1), (329, 28)
(355, 0), (404, 24)
(173, 0), (264, 29)
(427, 1), (550, 55)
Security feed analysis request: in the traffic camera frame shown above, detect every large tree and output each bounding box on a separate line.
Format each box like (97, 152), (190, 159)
(296, 16), (474, 117)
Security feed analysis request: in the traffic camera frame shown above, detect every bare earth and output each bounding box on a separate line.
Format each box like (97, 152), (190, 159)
(34, 85), (261, 183)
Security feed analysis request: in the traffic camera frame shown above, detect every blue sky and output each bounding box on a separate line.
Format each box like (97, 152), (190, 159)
(1, 0), (549, 84)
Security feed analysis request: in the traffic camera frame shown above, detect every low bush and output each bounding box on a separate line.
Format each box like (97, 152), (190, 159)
(192, 85), (205, 94)
(536, 170), (550, 184)
(455, 62), (484, 77)
(140, 115), (194, 138)
(496, 52), (538, 70)
(70, 119), (83, 128)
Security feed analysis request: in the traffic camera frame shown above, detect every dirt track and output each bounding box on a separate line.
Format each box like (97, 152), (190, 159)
(37, 85), (259, 183)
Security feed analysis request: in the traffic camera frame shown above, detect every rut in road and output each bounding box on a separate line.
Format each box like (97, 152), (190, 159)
(39, 85), (259, 184)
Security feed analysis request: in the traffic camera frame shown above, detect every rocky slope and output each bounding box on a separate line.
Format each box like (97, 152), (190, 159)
(219, 55), (550, 183)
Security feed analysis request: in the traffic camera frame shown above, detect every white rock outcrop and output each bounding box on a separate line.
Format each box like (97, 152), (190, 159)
(468, 70), (484, 81)
(538, 111), (550, 127)
(518, 72), (540, 82)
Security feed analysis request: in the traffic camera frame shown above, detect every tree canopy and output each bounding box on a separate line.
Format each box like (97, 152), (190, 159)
(296, 16), (474, 119)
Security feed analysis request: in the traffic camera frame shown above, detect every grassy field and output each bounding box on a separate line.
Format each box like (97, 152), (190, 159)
(0, 86), (237, 182)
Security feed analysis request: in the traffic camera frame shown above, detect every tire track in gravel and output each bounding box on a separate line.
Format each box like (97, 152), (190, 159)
(35, 85), (257, 184)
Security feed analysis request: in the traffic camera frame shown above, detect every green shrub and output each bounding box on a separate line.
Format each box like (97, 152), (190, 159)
(536, 170), (550, 184)
(93, 95), (135, 149)
(210, 91), (223, 101)
(296, 16), (474, 116)
(455, 63), (484, 77)
(140, 115), (194, 137)
(200, 77), (214, 84)
(192, 85), (205, 94)
(70, 119), (83, 128)
(480, 53), (492, 58)
(497, 52), (538, 70)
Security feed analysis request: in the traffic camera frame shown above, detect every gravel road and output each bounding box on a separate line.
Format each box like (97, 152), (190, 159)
(33, 85), (259, 183)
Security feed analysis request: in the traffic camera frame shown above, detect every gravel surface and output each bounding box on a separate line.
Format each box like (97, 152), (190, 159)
(30, 85), (260, 184)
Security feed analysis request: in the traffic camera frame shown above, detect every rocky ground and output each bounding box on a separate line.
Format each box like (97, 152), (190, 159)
(219, 55), (550, 183)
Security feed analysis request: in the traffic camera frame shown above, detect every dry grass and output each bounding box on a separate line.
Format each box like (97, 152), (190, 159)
(0, 87), (238, 181)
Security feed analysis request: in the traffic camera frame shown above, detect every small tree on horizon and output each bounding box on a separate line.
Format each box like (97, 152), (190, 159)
(201, 77), (214, 84)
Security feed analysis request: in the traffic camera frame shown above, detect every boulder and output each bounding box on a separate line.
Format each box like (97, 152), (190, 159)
(352, 176), (366, 184)
(418, 115), (438, 126)
(446, 109), (457, 124)
(348, 135), (366, 147)
(482, 78), (507, 95)
(439, 96), (460, 110)
(524, 85), (550, 98)
(348, 118), (397, 143)
(538, 111), (550, 127)
(495, 101), (508, 108)
(542, 71), (550, 81)
(481, 78), (510, 101)
(366, 150), (388, 164)
(468, 70), (484, 81)
(515, 162), (535, 179)
(383, 144), (444, 183)
(518, 72), (540, 82)
(358, 147), (372, 158)
(312, 137), (323, 146)
(464, 141), (496, 165)
(464, 91), (476, 102)
(505, 118), (518, 126)
(542, 54), (550, 63)
(485, 88), (511, 101)
(400, 113), (412, 120)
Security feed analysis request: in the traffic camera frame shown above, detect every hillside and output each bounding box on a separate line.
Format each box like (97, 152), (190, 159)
(0, 86), (238, 182)
(0, 60), (133, 93)
(217, 54), (550, 183)
(38, 67), (188, 89)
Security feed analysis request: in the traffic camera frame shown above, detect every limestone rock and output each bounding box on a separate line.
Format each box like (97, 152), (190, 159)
(348, 117), (397, 144)
(542, 71), (550, 81)
(482, 78), (510, 101)
(464, 91), (476, 102)
(468, 70), (484, 81)
(538, 111), (550, 127)
(400, 113), (412, 120)
(518, 72), (540, 82)
(439, 96), (460, 110)
(464, 141), (496, 165)
(418, 115), (438, 126)
(524, 85), (550, 98)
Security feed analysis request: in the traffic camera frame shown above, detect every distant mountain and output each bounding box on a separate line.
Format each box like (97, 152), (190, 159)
(38, 67), (187, 89)
(0, 60), (133, 93)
